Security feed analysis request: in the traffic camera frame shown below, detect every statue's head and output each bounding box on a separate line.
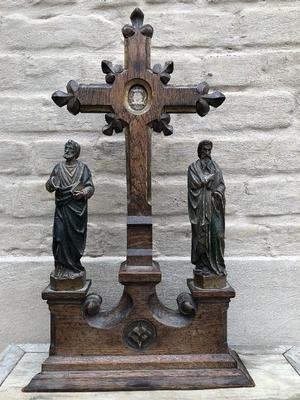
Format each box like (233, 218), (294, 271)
(197, 140), (212, 160)
(64, 140), (81, 161)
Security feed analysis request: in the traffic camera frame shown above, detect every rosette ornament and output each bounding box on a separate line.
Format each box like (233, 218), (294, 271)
(122, 8), (153, 38)
(196, 82), (225, 117)
(52, 80), (80, 116)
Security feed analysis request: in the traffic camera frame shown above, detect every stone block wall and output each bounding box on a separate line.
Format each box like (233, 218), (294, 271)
(0, 0), (299, 352)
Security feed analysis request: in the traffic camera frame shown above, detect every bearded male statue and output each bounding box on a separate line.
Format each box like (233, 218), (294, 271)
(188, 140), (226, 288)
(46, 140), (94, 290)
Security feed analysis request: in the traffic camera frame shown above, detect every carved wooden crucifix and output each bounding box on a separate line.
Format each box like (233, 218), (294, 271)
(52, 8), (225, 278)
(25, 9), (256, 392)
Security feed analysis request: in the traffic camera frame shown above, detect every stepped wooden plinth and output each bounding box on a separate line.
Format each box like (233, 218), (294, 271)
(24, 268), (254, 392)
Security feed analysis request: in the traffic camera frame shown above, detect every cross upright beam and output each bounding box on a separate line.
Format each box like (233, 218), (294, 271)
(52, 8), (225, 279)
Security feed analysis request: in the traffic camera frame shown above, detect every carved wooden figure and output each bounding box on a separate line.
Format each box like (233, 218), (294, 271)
(24, 9), (254, 392)
(46, 140), (94, 291)
(188, 140), (226, 289)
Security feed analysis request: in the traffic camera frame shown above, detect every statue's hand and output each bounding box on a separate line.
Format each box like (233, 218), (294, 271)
(73, 190), (85, 200)
(51, 176), (60, 189)
(207, 181), (214, 190)
(46, 176), (58, 192)
(206, 173), (215, 182)
(202, 173), (215, 187)
(213, 191), (223, 201)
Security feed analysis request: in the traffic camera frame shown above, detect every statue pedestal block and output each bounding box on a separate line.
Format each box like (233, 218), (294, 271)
(50, 270), (86, 291)
(24, 275), (254, 392)
(193, 269), (227, 289)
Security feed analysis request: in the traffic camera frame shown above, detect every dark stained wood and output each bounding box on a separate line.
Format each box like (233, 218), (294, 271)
(25, 8), (254, 392)
(24, 370), (253, 392)
(41, 281), (233, 357)
(42, 353), (237, 371)
(127, 225), (152, 249)
(119, 261), (161, 283)
(24, 282), (254, 392)
(126, 121), (151, 217)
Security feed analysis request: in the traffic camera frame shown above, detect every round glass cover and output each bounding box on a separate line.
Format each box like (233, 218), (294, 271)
(128, 85), (148, 112)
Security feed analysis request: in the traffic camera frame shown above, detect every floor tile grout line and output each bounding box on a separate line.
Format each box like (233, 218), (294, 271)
(283, 346), (300, 376)
(0, 345), (25, 386)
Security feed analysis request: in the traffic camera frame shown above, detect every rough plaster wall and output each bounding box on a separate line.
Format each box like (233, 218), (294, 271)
(0, 0), (299, 352)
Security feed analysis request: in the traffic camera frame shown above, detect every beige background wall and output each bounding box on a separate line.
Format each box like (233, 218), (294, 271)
(0, 0), (299, 352)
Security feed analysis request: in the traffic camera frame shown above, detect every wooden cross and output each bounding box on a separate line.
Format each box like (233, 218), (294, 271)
(52, 8), (225, 279)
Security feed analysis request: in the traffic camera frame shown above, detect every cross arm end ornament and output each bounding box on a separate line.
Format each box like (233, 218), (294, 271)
(151, 82), (225, 136)
(163, 81), (225, 117)
(52, 78), (114, 115)
(195, 82), (225, 117)
(52, 80), (81, 116)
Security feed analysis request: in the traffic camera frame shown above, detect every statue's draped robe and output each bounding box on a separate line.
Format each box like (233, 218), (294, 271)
(47, 161), (94, 273)
(188, 158), (226, 275)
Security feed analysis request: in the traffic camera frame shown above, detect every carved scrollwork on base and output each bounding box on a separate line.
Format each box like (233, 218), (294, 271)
(52, 80), (81, 115)
(82, 293), (102, 316)
(150, 113), (173, 136)
(122, 8), (153, 39)
(196, 81), (226, 117)
(176, 292), (196, 316)
(102, 113), (125, 136)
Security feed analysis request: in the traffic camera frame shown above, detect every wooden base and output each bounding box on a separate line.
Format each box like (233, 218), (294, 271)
(24, 350), (254, 392)
(24, 263), (254, 392)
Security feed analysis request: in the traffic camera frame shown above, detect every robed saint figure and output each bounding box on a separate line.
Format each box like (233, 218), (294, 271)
(188, 140), (226, 276)
(46, 140), (94, 288)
